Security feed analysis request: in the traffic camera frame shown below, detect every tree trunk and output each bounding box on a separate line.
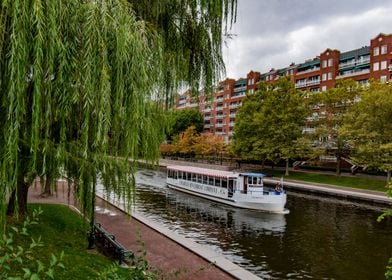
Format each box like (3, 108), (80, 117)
(7, 173), (29, 216)
(285, 159), (289, 176)
(387, 170), (391, 184)
(41, 176), (53, 197)
(336, 156), (341, 176)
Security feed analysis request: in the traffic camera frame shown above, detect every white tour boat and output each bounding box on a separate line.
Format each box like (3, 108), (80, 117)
(166, 165), (289, 214)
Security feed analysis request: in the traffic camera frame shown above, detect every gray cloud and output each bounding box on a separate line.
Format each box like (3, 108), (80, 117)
(224, 0), (392, 78)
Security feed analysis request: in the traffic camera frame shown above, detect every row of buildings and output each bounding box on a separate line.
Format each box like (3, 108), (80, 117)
(175, 33), (392, 143)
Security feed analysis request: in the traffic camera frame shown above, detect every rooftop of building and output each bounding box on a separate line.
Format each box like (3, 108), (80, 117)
(340, 46), (370, 60)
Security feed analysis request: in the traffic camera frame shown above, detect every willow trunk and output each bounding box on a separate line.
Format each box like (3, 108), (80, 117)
(6, 173), (29, 216)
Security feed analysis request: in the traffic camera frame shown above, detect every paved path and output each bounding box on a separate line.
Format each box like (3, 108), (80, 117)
(28, 182), (236, 280)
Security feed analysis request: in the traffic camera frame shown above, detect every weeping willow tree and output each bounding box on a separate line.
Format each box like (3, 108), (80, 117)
(0, 0), (236, 230)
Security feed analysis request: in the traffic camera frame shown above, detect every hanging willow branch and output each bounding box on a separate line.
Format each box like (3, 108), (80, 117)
(0, 0), (236, 229)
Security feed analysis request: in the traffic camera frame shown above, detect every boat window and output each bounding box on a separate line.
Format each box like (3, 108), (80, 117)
(253, 177), (257, 184)
(203, 175), (208, 184)
(209, 177), (214, 185)
(222, 179), (227, 188)
(247, 177), (252, 185)
(174, 171), (178, 179)
(257, 177), (262, 185)
(168, 170), (172, 178)
(197, 174), (202, 183)
(215, 178), (221, 187)
(187, 172), (191, 181)
(192, 173), (197, 182)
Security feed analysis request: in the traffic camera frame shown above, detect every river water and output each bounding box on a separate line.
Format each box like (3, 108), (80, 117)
(132, 169), (392, 279)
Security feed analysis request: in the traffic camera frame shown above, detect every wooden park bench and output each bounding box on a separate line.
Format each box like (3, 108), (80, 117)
(92, 223), (134, 265)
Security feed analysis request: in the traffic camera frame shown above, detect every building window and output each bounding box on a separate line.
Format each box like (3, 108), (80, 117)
(374, 47), (379, 56)
(381, 61), (387, 70)
(322, 73), (327, 81)
(322, 60), (327, 68)
(380, 75), (387, 82)
(381, 45), (388, 55)
(322, 85), (327, 92)
(328, 58), (333, 67)
(373, 62), (379, 71)
(327, 72), (332, 80)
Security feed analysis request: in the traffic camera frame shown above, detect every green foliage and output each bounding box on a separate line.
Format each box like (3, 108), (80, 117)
(231, 78), (310, 173)
(7, 204), (161, 279)
(377, 179), (392, 279)
(341, 80), (392, 181)
(309, 79), (360, 174)
(0, 207), (65, 280)
(167, 109), (204, 140)
(0, 0), (237, 229)
(161, 126), (226, 158)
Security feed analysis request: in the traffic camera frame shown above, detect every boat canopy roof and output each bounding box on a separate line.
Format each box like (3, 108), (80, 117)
(239, 172), (268, 178)
(167, 165), (237, 179)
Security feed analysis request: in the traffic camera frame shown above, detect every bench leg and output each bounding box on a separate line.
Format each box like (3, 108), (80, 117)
(87, 229), (96, 249)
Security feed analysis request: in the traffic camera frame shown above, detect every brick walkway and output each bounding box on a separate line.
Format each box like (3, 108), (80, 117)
(28, 182), (234, 280)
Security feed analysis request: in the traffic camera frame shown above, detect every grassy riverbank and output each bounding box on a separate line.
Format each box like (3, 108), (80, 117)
(5, 204), (130, 279)
(265, 170), (387, 192)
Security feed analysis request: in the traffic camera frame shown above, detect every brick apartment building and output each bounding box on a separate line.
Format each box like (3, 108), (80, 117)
(175, 33), (392, 143)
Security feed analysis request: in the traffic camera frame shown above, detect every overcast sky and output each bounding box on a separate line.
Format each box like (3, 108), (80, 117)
(223, 0), (392, 79)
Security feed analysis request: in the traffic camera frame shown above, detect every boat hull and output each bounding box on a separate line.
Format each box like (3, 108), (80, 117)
(167, 182), (289, 214)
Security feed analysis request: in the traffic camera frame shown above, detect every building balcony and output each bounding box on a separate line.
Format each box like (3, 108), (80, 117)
(356, 57), (370, 65)
(296, 67), (320, 75)
(216, 115), (223, 119)
(307, 79), (321, 86)
(230, 104), (238, 109)
(302, 127), (316, 134)
(339, 60), (356, 69)
(389, 65), (392, 72)
(233, 91), (246, 97)
(295, 79), (320, 88)
(214, 97), (224, 102)
(230, 122), (235, 127)
(336, 69), (370, 79)
(306, 116), (317, 122)
(204, 116), (211, 120)
(204, 108), (211, 113)
(216, 123), (223, 128)
(204, 124), (211, 128)
(229, 113), (236, 118)
(339, 58), (370, 70)
(233, 86), (247, 93)
(216, 106), (224, 111)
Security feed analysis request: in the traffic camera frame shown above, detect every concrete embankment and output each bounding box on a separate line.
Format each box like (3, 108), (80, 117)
(262, 178), (391, 205)
(157, 159), (391, 206)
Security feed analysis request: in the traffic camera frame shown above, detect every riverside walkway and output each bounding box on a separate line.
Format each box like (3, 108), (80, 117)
(28, 181), (260, 280)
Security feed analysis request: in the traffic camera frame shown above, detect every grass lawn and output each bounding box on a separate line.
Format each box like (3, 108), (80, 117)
(6, 204), (130, 279)
(263, 170), (387, 192)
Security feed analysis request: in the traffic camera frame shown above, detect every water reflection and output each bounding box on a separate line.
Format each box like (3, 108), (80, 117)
(133, 169), (392, 279)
